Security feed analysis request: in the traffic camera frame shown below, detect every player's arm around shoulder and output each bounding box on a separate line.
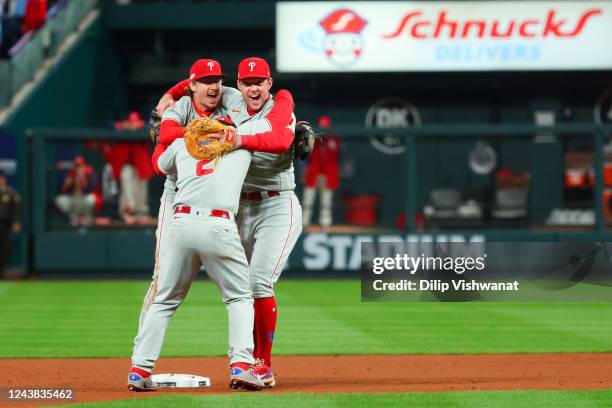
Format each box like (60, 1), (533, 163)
(234, 91), (296, 153)
(156, 79), (190, 116)
(159, 97), (191, 146)
(162, 97), (191, 124)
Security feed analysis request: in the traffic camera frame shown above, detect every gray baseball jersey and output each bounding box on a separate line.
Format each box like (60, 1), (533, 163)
(219, 87), (296, 192)
(218, 88), (303, 299)
(162, 91), (295, 191)
(160, 87), (237, 194)
(158, 140), (252, 215)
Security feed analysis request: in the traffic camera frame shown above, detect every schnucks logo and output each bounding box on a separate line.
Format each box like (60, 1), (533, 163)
(382, 8), (602, 40)
(299, 8), (367, 68)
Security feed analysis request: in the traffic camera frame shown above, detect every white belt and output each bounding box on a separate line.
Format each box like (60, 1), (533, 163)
(174, 206), (234, 221)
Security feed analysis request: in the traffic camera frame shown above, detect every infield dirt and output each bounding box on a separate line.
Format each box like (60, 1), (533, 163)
(2, 353), (612, 407)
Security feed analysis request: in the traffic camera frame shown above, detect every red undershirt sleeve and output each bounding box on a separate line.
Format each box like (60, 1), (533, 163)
(158, 120), (185, 146)
(240, 127), (294, 153)
(240, 91), (295, 153)
(151, 144), (168, 176)
(166, 79), (190, 100)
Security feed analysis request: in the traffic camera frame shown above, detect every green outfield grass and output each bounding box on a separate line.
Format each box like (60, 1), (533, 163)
(0, 280), (611, 358)
(64, 389), (612, 408)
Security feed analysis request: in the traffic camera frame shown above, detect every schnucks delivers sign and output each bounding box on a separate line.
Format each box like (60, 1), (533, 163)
(276, 1), (612, 72)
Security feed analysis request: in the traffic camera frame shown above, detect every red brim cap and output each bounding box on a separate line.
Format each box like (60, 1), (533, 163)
(189, 58), (226, 81)
(238, 57), (271, 79)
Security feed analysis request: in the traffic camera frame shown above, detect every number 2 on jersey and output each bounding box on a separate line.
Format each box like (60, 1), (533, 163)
(196, 159), (214, 176)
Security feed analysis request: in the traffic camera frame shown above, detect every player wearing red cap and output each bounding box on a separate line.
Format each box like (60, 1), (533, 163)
(154, 57), (300, 388)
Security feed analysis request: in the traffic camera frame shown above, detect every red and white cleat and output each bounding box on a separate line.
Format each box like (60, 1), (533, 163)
(252, 359), (276, 388)
(127, 367), (157, 392)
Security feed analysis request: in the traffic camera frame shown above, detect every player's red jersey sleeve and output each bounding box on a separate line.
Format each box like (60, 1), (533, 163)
(151, 144), (168, 176)
(158, 120), (185, 146)
(240, 90), (295, 153)
(166, 79), (190, 100)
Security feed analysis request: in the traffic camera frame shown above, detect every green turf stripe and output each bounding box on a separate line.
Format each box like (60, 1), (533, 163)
(1, 281), (612, 358)
(63, 389), (612, 408)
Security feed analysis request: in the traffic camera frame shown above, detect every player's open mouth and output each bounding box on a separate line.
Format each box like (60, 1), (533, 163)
(248, 95), (261, 103)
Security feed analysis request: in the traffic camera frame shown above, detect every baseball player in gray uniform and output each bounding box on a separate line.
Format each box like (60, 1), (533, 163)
(129, 58), (296, 391)
(133, 58), (228, 347)
(156, 57), (301, 387)
(137, 144), (260, 390)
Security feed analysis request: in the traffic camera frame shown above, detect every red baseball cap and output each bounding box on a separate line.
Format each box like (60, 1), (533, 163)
(238, 57), (271, 80)
(318, 115), (332, 128)
(127, 111), (143, 122)
(189, 59), (225, 81)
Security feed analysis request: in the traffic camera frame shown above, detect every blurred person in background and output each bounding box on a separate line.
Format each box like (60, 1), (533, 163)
(302, 115), (340, 228)
(0, 170), (20, 279)
(55, 156), (96, 227)
(0, 0), (50, 58)
(0, 1), (4, 51)
(21, 0), (45, 34)
(112, 111), (155, 225)
(0, 0), (20, 58)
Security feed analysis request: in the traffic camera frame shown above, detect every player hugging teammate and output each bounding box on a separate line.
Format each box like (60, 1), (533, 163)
(128, 57), (315, 391)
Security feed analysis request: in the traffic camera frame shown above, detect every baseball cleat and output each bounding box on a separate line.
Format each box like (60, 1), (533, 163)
(127, 367), (157, 392)
(229, 366), (265, 391)
(253, 359), (276, 388)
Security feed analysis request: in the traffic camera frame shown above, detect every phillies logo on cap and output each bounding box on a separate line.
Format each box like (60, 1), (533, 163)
(299, 9), (367, 68)
(238, 57), (271, 79)
(189, 58), (225, 81)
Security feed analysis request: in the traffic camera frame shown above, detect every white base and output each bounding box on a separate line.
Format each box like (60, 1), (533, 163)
(151, 373), (211, 388)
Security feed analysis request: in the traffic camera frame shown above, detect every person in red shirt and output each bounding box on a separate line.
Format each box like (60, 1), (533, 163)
(112, 111), (155, 225)
(302, 115), (341, 227)
(55, 156), (97, 226)
(22, 0), (47, 33)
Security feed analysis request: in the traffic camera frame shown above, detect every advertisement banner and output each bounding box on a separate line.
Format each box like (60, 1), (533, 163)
(276, 1), (612, 72)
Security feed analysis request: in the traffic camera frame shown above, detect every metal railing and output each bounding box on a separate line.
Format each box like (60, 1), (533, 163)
(22, 122), (612, 272)
(323, 122), (612, 232)
(27, 122), (612, 232)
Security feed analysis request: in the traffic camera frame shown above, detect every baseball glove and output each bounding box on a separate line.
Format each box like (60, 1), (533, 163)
(293, 121), (321, 161)
(148, 109), (161, 144)
(183, 116), (236, 161)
